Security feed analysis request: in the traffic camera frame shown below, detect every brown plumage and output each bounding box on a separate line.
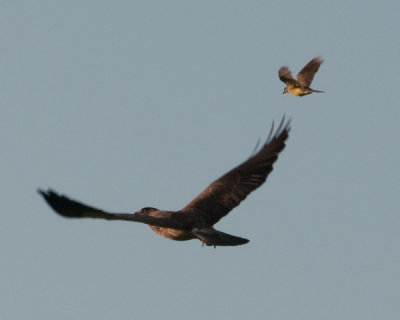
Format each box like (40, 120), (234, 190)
(38, 117), (291, 247)
(279, 56), (324, 96)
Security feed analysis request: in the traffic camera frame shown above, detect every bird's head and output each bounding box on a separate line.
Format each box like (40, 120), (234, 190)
(135, 207), (160, 215)
(282, 86), (288, 94)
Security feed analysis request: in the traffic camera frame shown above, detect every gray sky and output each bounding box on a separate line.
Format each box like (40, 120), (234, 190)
(2, 1), (399, 319)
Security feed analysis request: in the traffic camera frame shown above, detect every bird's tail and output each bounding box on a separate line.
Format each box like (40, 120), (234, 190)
(310, 88), (324, 93)
(192, 228), (249, 247)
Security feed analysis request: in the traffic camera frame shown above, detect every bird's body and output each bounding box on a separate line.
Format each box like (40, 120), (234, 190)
(38, 117), (291, 247)
(149, 225), (195, 241)
(283, 83), (323, 97)
(279, 56), (324, 97)
(139, 209), (198, 241)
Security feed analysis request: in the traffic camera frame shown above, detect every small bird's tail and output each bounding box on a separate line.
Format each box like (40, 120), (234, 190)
(310, 88), (324, 93)
(192, 228), (249, 247)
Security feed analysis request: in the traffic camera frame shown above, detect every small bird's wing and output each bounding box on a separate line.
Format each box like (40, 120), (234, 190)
(296, 56), (323, 87)
(278, 66), (297, 85)
(38, 189), (183, 229)
(181, 117), (290, 226)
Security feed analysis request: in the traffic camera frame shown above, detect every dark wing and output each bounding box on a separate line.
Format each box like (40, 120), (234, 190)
(38, 189), (117, 219)
(278, 66), (297, 85)
(296, 56), (323, 87)
(181, 117), (291, 226)
(38, 189), (183, 229)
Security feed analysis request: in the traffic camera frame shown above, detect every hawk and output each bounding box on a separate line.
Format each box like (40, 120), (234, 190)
(38, 117), (291, 247)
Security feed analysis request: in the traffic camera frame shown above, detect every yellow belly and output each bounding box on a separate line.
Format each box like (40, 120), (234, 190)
(288, 87), (304, 96)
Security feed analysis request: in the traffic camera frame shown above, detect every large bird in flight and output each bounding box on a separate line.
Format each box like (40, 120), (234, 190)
(279, 56), (324, 97)
(38, 117), (291, 247)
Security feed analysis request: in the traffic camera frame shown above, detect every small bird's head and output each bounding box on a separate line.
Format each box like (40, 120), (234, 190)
(282, 86), (288, 94)
(136, 207), (159, 215)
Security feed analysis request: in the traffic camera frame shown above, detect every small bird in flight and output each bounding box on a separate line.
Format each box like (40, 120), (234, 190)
(279, 56), (324, 97)
(38, 117), (290, 247)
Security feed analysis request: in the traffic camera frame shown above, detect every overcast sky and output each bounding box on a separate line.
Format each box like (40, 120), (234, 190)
(2, 1), (399, 319)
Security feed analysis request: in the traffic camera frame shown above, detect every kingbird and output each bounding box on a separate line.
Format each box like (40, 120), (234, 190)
(38, 117), (291, 247)
(279, 56), (324, 96)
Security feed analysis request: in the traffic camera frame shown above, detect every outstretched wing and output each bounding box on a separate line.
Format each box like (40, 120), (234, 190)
(181, 117), (291, 226)
(38, 189), (117, 219)
(38, 189), (183, 229)
(278, 66), (297, 85)
(296, 56), (323, 87)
